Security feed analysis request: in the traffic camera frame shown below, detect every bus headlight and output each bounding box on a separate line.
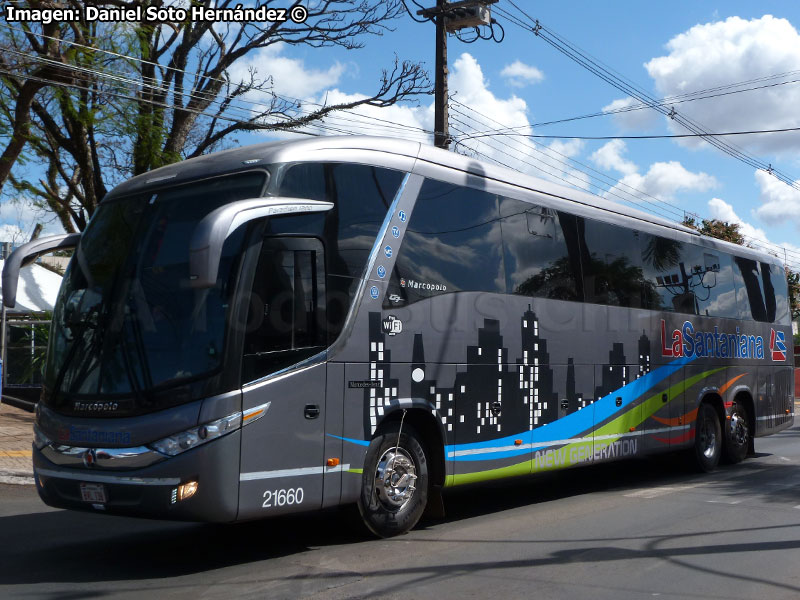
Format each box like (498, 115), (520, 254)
(149, 412), (242, 457)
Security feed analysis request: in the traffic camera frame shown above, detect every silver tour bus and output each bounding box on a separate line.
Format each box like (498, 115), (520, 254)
(3, 136), (793, 537)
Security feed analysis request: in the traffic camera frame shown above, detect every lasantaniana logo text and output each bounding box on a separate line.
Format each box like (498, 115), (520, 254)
(661, 319), (787, 362)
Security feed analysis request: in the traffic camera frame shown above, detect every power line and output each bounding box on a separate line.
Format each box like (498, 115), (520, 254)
(0, 23), (441, 141)
(454, 126), (800, 142)
(457, 73), (800, 139)
(1, 47), (437, 144)
(450, 98), (800, 266)
(451, 99), (687, 219)
(494, 3), (800, 194)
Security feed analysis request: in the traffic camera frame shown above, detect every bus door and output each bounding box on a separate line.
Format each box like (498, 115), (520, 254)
(238, 237), (328, 518)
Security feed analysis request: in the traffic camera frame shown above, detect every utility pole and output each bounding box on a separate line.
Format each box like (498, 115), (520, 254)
(434, 0), (449, 149)
(418, 0), (498, 149)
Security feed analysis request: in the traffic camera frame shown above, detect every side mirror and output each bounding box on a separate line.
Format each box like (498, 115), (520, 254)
(2, 233), (81, 309)
(188, 197), (333, 288)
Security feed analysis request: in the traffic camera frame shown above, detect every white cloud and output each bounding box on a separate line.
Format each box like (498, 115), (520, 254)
(500, 60), (544, 88)
(706, 195), (800, 264)
(590, 139), (717, 202)
(753, 169), (800, 226)
(448, 54), (595, 188)
(297, 88), (431, 142)
(0, 223), (25, 244)
(229, 44), (347, 101)
(589, 139), (637, 176)
(602, 97), (661, 131)
(644, 15), (800, 153)
(256, 52), (590, 192)
(707, 197), (769, 241)
(0, 198), (64, 243)
(547, 138), (585, 159)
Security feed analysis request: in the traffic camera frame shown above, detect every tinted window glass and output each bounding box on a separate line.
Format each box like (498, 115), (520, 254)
(760, 261), (778, 322)
(276, 163), (404, 336)
(384, 180), (504, 306)
(640, 234), (708, 314)
(641, 237), (736, 317)
(500, 197), (580, 301)
(241, 238), (326, 383)
(579, 219), (643, 308)
(733, 257), (768, 322)
(279, 163), (402, 279)
(769, 263), (790, 324)
(702, 252), (738, 318)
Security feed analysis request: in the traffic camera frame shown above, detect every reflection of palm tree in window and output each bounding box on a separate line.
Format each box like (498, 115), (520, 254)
(643, 237), (681, 272)
(642, 237), (721, 314)
(586, 255), (658, 308)
(516, 256), (578, 300)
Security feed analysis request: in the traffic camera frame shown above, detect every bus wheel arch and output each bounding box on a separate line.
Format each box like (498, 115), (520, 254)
(723, 391), (754, 463)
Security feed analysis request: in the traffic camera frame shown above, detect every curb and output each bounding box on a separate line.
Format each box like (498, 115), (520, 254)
(0, 469), (35, 486)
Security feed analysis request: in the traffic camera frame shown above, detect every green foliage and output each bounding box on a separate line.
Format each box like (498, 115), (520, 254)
(681, 216), (746, 245)
(17, 312), (52, 385)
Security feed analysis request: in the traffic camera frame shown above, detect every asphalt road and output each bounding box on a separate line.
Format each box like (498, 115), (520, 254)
(2, 424), (800, 600)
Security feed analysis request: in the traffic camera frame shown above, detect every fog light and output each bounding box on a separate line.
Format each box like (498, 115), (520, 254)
(177, 480), (199, 501)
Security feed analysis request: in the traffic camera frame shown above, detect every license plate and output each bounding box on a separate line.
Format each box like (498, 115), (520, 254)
(80, 482), (107, 503)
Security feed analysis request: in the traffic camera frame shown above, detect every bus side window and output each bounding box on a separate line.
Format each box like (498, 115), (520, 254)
(578, 218), (643, 308)
(733, 257), (767, 322)
(676, 244), (735, 318)
(760, 261), (778, 323)
(383, 179), (504, 307)
(499, 197), (580, 301)
(276, 162), (405, 338)
(768, 263), (790, 325)
(640, 233), (703, 315)
(700, 252), (738, 318)
(241, 238), (326, 384)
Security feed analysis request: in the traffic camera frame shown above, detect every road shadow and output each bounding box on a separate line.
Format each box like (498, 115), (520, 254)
(1, 436), (799, 587)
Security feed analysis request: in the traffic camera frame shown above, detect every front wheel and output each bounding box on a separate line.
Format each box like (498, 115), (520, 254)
(358, 423), (429, 538)
(693, 403), (722, 472)
(723, 400), (751, 464)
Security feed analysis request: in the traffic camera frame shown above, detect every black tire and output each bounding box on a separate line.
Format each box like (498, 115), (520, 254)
(357, 422), (429, 538)
(723, 400), (751, 464)
(693, 403), (722, 472)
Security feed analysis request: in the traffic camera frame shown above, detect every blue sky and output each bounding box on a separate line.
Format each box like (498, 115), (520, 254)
(5, 1), (800, 270)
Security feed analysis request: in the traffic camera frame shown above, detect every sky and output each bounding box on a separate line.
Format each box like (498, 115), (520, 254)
(5, 1), (800, 271)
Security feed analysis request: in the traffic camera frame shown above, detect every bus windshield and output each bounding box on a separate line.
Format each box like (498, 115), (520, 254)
(43, 162), (405, 416)
(44, 172), (266, 414)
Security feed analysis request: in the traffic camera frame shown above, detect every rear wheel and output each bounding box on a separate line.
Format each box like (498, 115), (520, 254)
(358, 423), (429, 538)
(723, 400), (751, 464)
(693, 403), (722, 472)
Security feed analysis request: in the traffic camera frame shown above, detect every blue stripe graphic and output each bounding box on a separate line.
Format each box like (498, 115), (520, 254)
(446, 355), (695, 461)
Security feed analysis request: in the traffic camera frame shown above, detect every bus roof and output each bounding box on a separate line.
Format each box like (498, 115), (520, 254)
(104, 135), (784, 268)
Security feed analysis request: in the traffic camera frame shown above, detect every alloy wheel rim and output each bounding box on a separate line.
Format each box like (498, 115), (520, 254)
(374, 447), (417, 511)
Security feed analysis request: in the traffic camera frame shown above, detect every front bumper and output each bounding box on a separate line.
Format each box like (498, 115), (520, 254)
(33, 429), (241, 523)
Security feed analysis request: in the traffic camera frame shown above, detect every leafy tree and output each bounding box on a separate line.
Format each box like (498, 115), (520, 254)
(0, 1), (430, 232)
(681, 215), (746, 245)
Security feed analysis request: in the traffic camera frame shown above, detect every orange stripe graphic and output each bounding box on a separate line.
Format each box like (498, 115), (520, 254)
(651, 372), (748, 426)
